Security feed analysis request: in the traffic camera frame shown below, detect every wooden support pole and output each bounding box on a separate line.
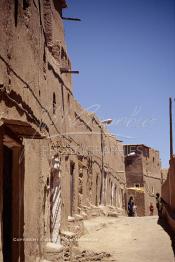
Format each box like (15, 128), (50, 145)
(169, 97), (173, 158)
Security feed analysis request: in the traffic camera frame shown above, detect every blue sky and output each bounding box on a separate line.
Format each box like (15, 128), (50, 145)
(63, 0), (175, 168)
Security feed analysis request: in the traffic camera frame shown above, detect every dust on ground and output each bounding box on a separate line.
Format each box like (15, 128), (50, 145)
(74, 216), (174, 262)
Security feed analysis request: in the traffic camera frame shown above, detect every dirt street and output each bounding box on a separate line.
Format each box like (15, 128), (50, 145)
(77, 216), (174, 262)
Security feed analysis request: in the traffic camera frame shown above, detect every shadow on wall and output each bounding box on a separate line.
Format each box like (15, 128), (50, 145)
(157, 216), (175, 257)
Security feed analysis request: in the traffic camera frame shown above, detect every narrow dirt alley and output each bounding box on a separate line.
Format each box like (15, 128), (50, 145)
(76, 216), (174, 262)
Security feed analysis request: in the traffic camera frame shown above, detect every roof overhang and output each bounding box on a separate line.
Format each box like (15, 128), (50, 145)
(0, 118), (45, 139)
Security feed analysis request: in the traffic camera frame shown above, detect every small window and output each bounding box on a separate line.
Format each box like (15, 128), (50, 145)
(15, 0), (19, 27)
(67, 93), (70, 105)
(126, 158), (133, 166)
(61, 47), (65, 60)
(53, 93), (56, 114)
(153, 157), (155, 163)
(23, 0), (30, 10)
(134, 184), (140, 188)
(70, 161), (75, 176)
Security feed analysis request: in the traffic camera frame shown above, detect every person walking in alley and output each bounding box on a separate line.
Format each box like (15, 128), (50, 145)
(156, 193), (162, 217)
(149, 202), (154, 216)
(128, 196), (135, 217)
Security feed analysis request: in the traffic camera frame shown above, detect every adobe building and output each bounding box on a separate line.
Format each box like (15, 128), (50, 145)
(0, 1), (126, 261)
(124, 144), (162, 216)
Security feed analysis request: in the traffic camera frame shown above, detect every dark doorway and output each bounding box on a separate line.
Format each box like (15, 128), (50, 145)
(1, 131), (25, 262)
(2, 146), (13, 262)
(78, 167), (83, 213)
(96, 175), (99, 206)
(114, 186), (117, 207)
(70, 161), (75, 216)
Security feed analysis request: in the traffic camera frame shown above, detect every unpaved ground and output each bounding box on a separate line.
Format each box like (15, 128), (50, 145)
(77, 216), (174, 262)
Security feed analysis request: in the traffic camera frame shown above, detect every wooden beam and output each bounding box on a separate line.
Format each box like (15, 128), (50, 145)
(62, 17), (81, 22)
(60, 69), (79, 74)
